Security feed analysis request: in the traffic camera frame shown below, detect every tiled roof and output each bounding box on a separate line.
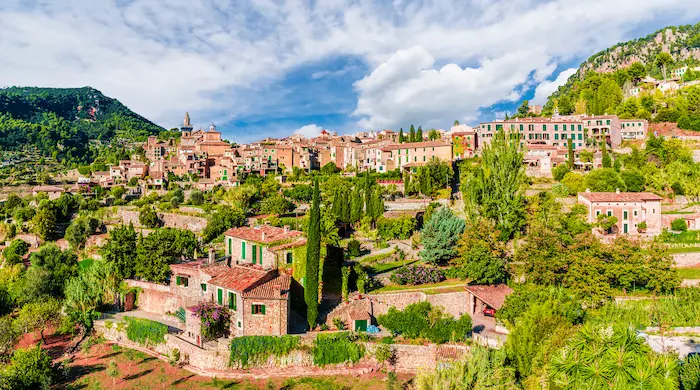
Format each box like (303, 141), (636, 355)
(208, 265), (270, 292)
(224, 225), (303, 244)
(32, 185), (65, 192)
(579, 192), (663, 203)
(243, 274), (291, 299)
(268, 238), (307, 252)
(381, 140), (449, 151)
(347, 308), (370, 321)
(465, 284), (514, 310)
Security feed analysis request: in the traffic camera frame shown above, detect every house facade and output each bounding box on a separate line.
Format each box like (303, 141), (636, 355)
(578, 190), (663, 235)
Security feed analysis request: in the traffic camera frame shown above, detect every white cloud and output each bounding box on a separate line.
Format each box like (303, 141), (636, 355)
(294, 124), (324, 138)
(532, 68), (578, 106)
(1, 0), (699, 136)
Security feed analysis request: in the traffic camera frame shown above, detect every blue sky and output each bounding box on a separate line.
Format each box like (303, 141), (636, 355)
(1, 1), (700, 143)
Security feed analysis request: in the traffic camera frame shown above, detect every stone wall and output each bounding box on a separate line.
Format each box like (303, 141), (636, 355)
(127, 280), (185, 315)
(384, 198), (450, 211)
(114, 207), (208, 232)
(96, 320), (463, 375)
(673, 252), (700, 268)
(367, 291), (468, 319)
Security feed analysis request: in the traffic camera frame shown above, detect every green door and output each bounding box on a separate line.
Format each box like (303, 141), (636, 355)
(354, 320), (368, 332)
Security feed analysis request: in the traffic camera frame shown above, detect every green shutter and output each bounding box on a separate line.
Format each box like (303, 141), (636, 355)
(261, 305), (266, 315)
(233, 293), (237, 311)
(217, 289), (223, 305)
(252, 245), (257, 264)
(176, 276), (180, 285)
(201, 283), (207, 292)
(252, 305), (255, 314)
(241, 241), (246, 259)
(228, 292), (234, 309)
(259, 247), (263, 263)
(228, 238), (232, 256)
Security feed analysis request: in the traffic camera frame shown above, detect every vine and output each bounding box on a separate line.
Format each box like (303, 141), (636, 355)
(124, 316), (168, 346)
(229, 335), (301, 368)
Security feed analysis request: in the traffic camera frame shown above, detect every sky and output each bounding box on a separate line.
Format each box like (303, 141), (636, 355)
(1, 1), (700, 143)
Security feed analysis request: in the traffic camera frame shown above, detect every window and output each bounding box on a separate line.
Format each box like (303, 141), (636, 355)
(596, 210), (601, 216)
(607, 210), (612, 216)
(554, 124), (559, 131)
(217, 288), (223, 305)
(554, 134), (559, 140)
(634, 210), (638, 217)
(563, 125), (567, 131)
(606, 120), (611, 125)
(241, 241), (246, 260)
(252, 304), (266, 315)
(228, 292), (237, 310)
(176, 276), (189, 287)
(623, 211), (628, 220)
(423, 156), (426, 161)
(578, 125), (582, 131)
(201, 283), (207, 292)
(578, 133), (582, 140)
(519, 124), (523, 131)
(286, 252), (293, 264)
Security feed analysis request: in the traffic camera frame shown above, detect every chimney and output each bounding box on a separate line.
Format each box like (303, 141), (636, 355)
(208, 248), (215, 264)
(283, 225), (290, 234)
(272, 283), (282, 297)
(616, 188), (620, 194)
(261, 232), (266, 241)
(585, 188), (591, 193)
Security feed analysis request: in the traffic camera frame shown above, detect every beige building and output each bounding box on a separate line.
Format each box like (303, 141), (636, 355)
(376, 140), (452, 172)
(578, 190), (663, 235)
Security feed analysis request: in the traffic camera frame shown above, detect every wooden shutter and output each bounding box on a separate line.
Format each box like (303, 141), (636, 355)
(261, 305), (266, 315)
(217, 289), (223, 305)
(241, 241), (246, 259)
(252, 245), (257, 264)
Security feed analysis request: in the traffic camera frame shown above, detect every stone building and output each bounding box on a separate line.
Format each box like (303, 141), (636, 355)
(224, 225), (307, 277)
(578, 190), (663, 235)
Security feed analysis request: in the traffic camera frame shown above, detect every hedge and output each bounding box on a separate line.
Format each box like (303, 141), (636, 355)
(312, 332), (365, 366)
(124, 316), (168, 346)
(377, 302), (472, 344)
(229, 335), (300, 368)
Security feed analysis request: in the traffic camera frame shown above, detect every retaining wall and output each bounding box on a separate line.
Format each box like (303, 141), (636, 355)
(673, 252), (700, 268)
(114, 207), (208, 232)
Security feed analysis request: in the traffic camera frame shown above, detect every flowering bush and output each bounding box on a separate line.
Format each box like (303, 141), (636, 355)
(390, 265), (445, 285)
(192, 301), (230, 341)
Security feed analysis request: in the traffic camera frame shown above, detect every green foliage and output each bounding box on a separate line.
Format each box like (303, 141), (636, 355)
(29, 244), (78, 298)
(259, 194), (294, 215)
(549, 324), (679, 389)
(283, 184), (313, 203)
(124, 316), (168, 345)
(0, 87), (163, 164)
(419, 207), (465, 264)
(229, 335), (300, 368)
(174, 307), (186, 323)
(0, 345), (54, 390)
(454, 218), (507, 284)
(680, 354), (700, 390)
(64, 259), (117, 332)
(320, 162), (340, 175)
(2, 239), (29, 264)
(305, 178), (321, 328)
(202, 206), (246, 243)
(354, 264), (368, 294)
(552, 164), (570, 181)
(65, 216), (99, 249)
(591, 288), (700, 328)
(31, 203), (57, 240)
(139, 206), (160, 228)
(341, 266), (350, 302)
(136, 228), (198, 283)
(377, 216), (417, 240)
(377, 301), (472, 344)
(312, 332), (365, 366)
(347, 239), (361, 258)
(583, 168), (626, 192)
(0, 316), (18, 357)
(462, 130), (526, 240)
(333, 317), (346, 330)
(100, 223), (137, 280)
(671, 218), (689, 231)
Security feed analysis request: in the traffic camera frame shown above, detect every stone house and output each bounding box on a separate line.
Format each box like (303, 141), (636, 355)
(578, 190), (663, 235)
(223, 225), (307, 277)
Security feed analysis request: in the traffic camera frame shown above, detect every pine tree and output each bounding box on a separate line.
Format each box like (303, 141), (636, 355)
(567, 138), (574, 169)
(398, 128), (405, 143)
(416, 126), (423, 142)
(409, 125), (416, 143)
(304, 178), (321, 328)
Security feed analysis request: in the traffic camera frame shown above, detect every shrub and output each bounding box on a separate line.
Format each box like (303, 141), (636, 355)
(341, 266), (351, 302)
(354, 265), (368, 294)
(168, 349), (181, 365)
(139, 206), (160, 228)
(377, 216), (417, 240)
(374, 344), (393, 364)
(229, 335), (300, 368)
(680, 354), (700, 390)
(174, 307), (186, 324)
(377, 302), (472, 344)
(552, 164), (570, 181)
(671, 218), (688, 232)
(192, 301), (230, 341)
(312, 332), (365, 366)
(333, 317), (346, 330)
(2, 239), (29, 264)
(389, 265), (445, 285)
(124, 316), (168, 346)
(347, 239), (361, 258)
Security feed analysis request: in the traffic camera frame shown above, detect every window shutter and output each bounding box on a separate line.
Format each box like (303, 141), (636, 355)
(252, 305), (255, 314)
(242, 241), (246, 259)
(261, 305), (266, 315)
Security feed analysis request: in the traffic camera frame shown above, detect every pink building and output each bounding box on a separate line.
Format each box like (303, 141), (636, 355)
(578, 190), (663, 235)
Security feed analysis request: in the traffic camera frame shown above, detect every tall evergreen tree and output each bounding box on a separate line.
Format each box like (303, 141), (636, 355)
(364, 179), (374, 220)
(398, 128), (405, 143)
(340, 188), (350, 223)
(371, 186), (384, 221)
(350, 186), (363, 223)
(409, 124), (416, 143)
(567, 138), (574, 169)
(330, 188), (342, 220)
(416, 126), (423, 142)
(100, 223), (137, 280)
(304, 179), (321, 328)
(601, 140), (612, 168)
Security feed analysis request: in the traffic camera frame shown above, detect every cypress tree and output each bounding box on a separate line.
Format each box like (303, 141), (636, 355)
(567, 138), (574, 169)
(398, 128), (405, 143)
(416, 126), (423, 142)
(350, 186), (363, 223)
(601, 140), (612, 168)
(330, 188), (341, 220)
(340, 188), (350, 223)
(304, 178), (321, 328)
(372, 186), (384, 221)
(409, 125), (416, 143)
(403, 170), (412, 196)
(364, 175), (373, 220)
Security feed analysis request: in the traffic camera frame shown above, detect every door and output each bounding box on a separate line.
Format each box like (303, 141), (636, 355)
(354, 320), (367, 332)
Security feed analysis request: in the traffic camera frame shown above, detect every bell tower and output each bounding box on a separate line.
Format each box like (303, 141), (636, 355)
(181, 112), (194, 135)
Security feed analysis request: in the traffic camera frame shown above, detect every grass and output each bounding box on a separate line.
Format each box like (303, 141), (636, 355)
(668, 246), (700, 254)
(371, 279), (464, 294)
(357, 251), (394, 264)
(366, 259), (418, 274)
(677, 267), (700, 279)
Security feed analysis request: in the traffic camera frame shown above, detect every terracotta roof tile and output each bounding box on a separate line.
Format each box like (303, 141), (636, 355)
(579, 192), (663, 202)
(243, 274), (291, 299)
(465, 284), (514, 310)
(208, 265), (270, 292)
(381, 140), (449, 151)
(224, 225), (304, 244)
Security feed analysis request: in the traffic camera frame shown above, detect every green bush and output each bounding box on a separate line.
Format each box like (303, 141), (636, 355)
(377, 216), (417, 240)
(229, 335), (300, 368)
(174, 307), (186, 324)
(312, 332), (365, 366)
(680, 354), (700, 390)
(377, 302), (472, 343)
(671, 218), (689, 232)
(124, 316), (168, 346)
(347, 239), (361, 258)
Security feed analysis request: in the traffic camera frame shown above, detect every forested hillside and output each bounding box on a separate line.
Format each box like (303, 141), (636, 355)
(0, 87), (164, 164)
(543, 22), (700, 131)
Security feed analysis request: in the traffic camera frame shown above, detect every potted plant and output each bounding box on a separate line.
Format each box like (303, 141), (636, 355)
(637, 221), (647, 233)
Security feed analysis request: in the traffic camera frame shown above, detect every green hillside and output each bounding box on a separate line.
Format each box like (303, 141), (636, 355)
(542, 22), (700, 130)
(0, 86), (164, 164)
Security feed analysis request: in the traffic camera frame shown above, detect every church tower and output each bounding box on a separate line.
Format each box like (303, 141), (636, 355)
(181, 112), (194, 135)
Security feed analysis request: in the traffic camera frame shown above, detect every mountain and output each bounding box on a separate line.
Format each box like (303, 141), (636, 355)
(543, 22), (700, 123)
(0, 86), (164, 164)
